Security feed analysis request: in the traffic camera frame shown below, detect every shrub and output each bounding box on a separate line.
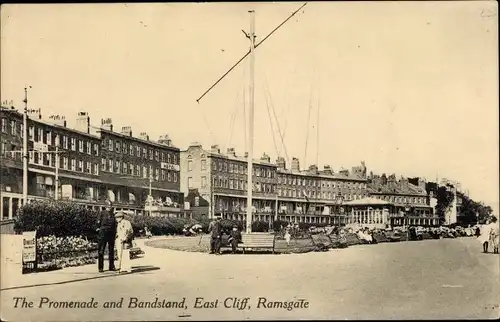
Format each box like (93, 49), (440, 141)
(14, 200), (100, 240)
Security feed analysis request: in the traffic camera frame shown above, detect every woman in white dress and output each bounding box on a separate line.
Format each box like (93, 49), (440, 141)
(488, 217), (499, 254)
(115, 211), (134, 273)
(477, 219), (494, 253)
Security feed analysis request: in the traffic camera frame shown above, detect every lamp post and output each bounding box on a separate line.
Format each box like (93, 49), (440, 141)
(334, 192), (344, 227)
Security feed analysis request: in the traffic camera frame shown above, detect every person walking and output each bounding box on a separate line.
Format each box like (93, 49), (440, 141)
(478, 219), (493, 253)
(115, 211), (134, 273)
(97, 200), (117, 273)
(488, 216), (499, 254)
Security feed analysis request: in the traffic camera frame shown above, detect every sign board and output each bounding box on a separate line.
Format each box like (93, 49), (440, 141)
(144, 205), (159, 212)
(160, 162), (180, 171)
(33, 142), (48, 152)
(22, 231), (37, 263)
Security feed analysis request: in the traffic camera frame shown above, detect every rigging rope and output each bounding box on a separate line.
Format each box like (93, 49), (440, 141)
(197, 104), (217, 145)
(242, 87), (247, 153)
(263, 73), (291, 165)
(263, 78), (280, 160)
(225, 69), (245, 151)
(303, 83), (314, 168)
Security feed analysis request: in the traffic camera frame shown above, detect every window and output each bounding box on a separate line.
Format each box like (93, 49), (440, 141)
(174, 172), (178, 182)
(129, 145), (134, 156)
(137, 146), (141, 157)
(122, 162), (127, 174)
(1, 119), (6, 133)
(201, 160), (206, 171)
(37, 128), (43, 142)
(142, 166), (147, 178)
(78, 160), (84, 172)
(155, 150), (159, 161)
(188, 177), (193, 188)
(173, 154), (177, 164)
(86, 161), (91, 173)
(155, 168), (159, 179)
(115, 141), (120, 153)
(167, 171), (172, 182)
(63, 157), (68, 170)
(135, 165), (140, 176)
(71, 159), (76, 171)
(78, 140), (84, 153)
(94, 143), (99, 156)
(71, 138), (76, 151)
(37, 152), (43, 165)
(149, 165), (153, 178)
(46, 131), (52, 145)
(167, 153), (172, 163)
(86, 142), (91, 154)
(129, 164), (133, 175)
(201, 176), (207, 187)
(161, 170), (166, 181)
(101, 158), (106, 171)
(188, 160), (193, 171)
(108, 139), (113, 151)
(62, 135), (67, 148)
(93, 164), (99, 175)
(122, 143), (127, 154)
(142, 148), (147, 158)
(115, 160), (120, 173)
(108, 159), (113, 172)
(212, 162), (217, 171)
(28, 126), (34, 140)
(46, 153), (52, 167)
(20, 124), (24, 138)
(149, 149), (153, 160)
(161, 152), (165, 162)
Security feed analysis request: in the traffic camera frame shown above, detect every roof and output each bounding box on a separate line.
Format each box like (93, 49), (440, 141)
(343, 197), (392, 206)
(367, 182), (427, 196)
(98, 128), (179, 151)
(277, 168), (367, 181)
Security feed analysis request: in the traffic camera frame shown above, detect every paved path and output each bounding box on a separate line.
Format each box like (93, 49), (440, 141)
(1, 237), (498, 321)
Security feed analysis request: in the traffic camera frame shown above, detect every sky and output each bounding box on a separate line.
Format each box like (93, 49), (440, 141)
(1, 2), (498, 213)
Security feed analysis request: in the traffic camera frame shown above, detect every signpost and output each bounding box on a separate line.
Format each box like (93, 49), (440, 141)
(22, 230), (37, 273)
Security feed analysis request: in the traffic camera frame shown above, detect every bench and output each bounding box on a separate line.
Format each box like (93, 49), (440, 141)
(239, 233), (276, 254)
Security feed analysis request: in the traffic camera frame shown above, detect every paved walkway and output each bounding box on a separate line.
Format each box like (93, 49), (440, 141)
(1, 237), (159, 291)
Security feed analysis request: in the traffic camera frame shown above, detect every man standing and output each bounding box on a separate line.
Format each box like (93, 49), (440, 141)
(210, 216), (223, 255)
(229, 225), (242, 254)
(115, 211), (134, 273)
(97, 200), (117, 272)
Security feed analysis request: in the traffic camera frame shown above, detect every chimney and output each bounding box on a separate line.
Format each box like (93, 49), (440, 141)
(339, 169), (349, 176)
(48, 114), (67, 127)
(139, 132), (149, 141)
(244, 152), (248, 158)
(322, 165), (332, 175)
(276, 157), (286, 170)
(75, 112), (91, 134)
(260, 153), (270, 163)
(120, 126), (132, 137)
(211, 145), (221, 154)
(101, 118), (113, 132)
(226, 147), (236, 157)
(308, 164), (318, 174)
(291, 157), (300, 172)
(158, 134), (172, 147)
(381, 173), (388, 185)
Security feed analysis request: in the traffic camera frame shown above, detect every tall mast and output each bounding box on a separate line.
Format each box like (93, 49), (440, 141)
(246, 9), (256, 234)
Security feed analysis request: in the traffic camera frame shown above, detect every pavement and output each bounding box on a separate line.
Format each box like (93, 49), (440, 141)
(1, 236), (498, 321)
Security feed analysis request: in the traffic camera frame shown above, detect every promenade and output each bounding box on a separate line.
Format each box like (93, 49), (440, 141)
(1, 236), (499, 320)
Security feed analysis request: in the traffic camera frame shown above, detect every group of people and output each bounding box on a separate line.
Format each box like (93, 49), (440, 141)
(208, 216), (242, 255)
(96, 200), (135, 273)
(477, 216), (499, 254)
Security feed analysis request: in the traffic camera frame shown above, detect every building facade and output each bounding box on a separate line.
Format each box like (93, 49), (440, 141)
(0, 106), (183, 220)
(180, 143), (371, 225)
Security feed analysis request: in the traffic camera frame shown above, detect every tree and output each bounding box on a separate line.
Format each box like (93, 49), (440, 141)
(434, 186), (455, 224)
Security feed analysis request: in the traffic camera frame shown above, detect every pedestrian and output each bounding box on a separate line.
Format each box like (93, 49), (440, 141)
(97, 200), (117, 273)
(488, 216), (499, 254)
(478, 219), (493, 253)
(229, 225), (242, 254)
(210, 216), (223, 255)
(115, 211), (134, 273)
(208, 219), (216, 254)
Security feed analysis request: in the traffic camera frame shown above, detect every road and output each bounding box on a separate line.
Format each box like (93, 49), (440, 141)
(1, 237), (498, 321)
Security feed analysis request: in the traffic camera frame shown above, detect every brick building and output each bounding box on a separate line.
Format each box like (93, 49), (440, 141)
(0, 106), (183, 220)
(180, 143), (371, 225)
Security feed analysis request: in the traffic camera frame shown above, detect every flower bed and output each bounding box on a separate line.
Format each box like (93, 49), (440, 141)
(36, 235), (98, 270)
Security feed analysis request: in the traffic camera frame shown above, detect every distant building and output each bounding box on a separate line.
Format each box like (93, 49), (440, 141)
(0, 106), (183, 220)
